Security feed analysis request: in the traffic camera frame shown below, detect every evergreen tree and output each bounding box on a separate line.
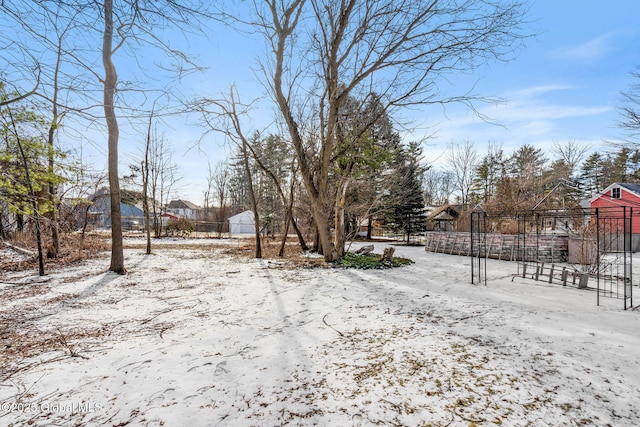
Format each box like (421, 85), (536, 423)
(0, 83), (65, 226)
(578, 152), (606, 197)
(610, 147), (631, 182)
(389, 142), (426, 244)
(472, 143), (504, 204)
(340, 93), (402, 240)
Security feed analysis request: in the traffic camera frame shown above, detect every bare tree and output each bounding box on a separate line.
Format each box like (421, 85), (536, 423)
(446, 139), (480, 207)
(198, 86), (263, 258)
(0, 3), (42, 107)
(4, 1), (214, 271)
(141, 105), (157, 254)
(141, 128), (180, 238)
(1, 2), (93, 258)
(423, 168), (454, 206)
(100, 0), (126, 272)
(240, 0), (528, 261)
(209, 161), (230, 237)
(552, 139), (590, 180)
(618, 65), (640, 142)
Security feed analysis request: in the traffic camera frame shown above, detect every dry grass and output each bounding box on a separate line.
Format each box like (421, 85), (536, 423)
(222, 238), (328, 269)
(0, 232), (110, 272)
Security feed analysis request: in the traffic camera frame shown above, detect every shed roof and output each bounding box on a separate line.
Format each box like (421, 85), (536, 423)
(167, 199), (200, 210)
(228, 210), (254, 221)
(619, 183), (640, 195)
(589, 182), (640, 205)
(427, 204), (460, 221)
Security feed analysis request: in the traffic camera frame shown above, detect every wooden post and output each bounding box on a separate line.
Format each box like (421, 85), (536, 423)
(510, 238), (515, 261)
(549, 264), (555, 283)
(561, 267), (568, 286)
(487, 235), (495, 259)
(435, 234), (443, 253)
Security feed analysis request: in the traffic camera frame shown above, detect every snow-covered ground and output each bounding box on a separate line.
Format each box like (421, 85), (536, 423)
(1, 238), (640, 426)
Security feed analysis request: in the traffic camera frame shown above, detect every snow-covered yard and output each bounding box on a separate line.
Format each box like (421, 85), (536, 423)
(1, 238), (640, 426)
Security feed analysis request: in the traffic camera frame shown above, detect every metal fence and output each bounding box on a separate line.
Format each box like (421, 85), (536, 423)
(469, 207), (636, 310)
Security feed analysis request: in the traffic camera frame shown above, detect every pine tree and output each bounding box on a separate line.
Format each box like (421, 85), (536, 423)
(578, 152), (606, 197)
(389, 142), (426, 244)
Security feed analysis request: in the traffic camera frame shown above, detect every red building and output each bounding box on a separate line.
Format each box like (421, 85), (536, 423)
(589, 183), (640, 234)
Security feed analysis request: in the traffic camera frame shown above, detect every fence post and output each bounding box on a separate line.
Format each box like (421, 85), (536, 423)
(549, 264), (555, 283)
(561, 267), (568, 286)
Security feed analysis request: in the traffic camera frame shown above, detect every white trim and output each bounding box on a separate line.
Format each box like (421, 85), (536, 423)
(588, 182), (640, 205)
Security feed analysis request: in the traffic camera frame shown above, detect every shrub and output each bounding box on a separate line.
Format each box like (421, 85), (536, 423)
(334, 251), (413, 269)
(165, 218), (194, 238)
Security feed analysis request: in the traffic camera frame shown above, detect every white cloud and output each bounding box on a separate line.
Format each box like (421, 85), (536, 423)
(414, 80), (615, 167)
(552, 34), (615, 61)
(510, 84), (577, 98)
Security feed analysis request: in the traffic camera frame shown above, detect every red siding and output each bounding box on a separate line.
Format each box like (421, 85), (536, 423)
(591, 187), (640, 234)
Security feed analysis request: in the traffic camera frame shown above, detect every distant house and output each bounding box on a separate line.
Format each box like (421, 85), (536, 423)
(159, 212), (181, 227)
(589, 183), (640, 234)
(229, 210), (255, 234)
(88, 189), (144, 231)
(426, 204), (460, 231)
(166, 200), (201, 220)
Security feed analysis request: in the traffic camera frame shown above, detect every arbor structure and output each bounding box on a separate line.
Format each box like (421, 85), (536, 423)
(243, 0), (528, 261)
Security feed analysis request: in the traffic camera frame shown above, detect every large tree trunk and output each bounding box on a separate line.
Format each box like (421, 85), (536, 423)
(143, 109), (154, 255)
(0, 202), (5, 239)
(46, 36), (64, 258)
(240, 138), (261, 258)
(47, 117), (60, 258)
(311, 200), (337, 261)
(143, 161), (151, 255)
(103, 0), (125, 274)
(9, 111), (45, 276)
(333, 179), (350, 258)
(269, 5), (338, 262)
(290, 215), (308, 251)
(277, 212), (291, 257)
(278, 176), (308, 255)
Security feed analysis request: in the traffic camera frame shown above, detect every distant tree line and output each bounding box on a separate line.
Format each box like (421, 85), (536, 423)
(427, 139), (640, 215)
(2, 0), (639, 274)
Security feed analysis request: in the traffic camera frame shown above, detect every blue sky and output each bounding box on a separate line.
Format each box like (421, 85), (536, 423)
(415, 0), (640, 164)
(45, 0), (639, 204)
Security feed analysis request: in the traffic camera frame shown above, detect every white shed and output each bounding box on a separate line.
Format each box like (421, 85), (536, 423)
(228, 210), (255, 234)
